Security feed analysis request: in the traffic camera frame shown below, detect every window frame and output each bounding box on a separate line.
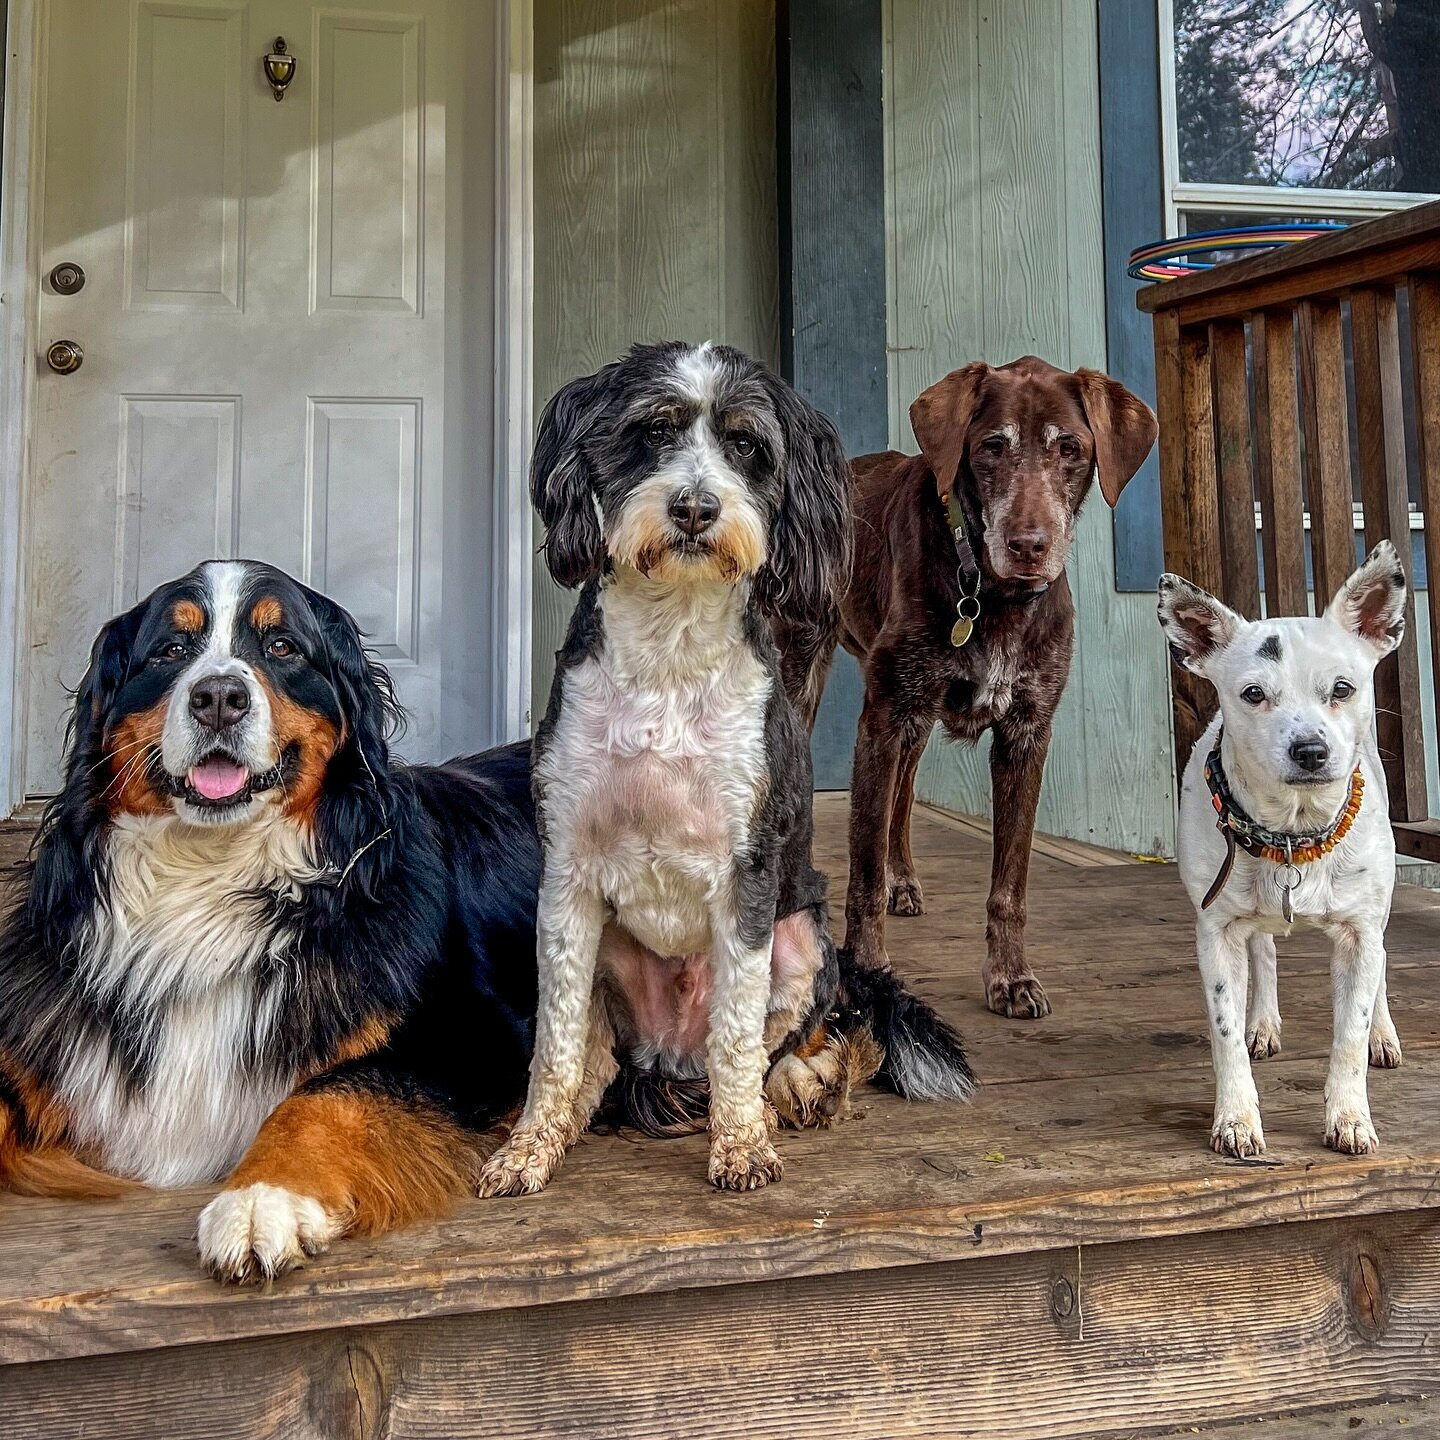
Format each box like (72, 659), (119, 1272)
(1155, 0), (1437, 235)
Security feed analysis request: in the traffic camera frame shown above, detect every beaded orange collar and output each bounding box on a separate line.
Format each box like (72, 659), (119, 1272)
(1200, 735), (1364, 912)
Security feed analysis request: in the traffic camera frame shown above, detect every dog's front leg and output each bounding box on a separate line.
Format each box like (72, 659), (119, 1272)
(983, 712), (1052, 1018)
(476, 875), (605, 1197)
(1246, 933), (1282, 1059)
(706, 897), (783, 1191)
(1197, 916), (1265, 1156)
(1324, 921), (1386, 1154)
(1369, 963), (1402, 1069)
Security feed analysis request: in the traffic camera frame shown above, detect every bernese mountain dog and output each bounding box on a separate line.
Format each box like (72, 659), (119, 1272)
(0, 560), (540, 1282)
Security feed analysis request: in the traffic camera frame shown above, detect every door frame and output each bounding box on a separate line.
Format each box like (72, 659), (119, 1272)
(0, 0), (534, 814)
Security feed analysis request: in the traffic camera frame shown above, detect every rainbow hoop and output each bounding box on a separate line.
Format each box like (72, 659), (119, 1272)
(1127, 222), (1347, 282)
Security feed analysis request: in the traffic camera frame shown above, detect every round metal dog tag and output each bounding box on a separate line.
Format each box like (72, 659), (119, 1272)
(951, 594), (981, 648)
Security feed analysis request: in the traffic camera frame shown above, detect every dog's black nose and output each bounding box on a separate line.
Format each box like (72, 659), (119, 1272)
(667, 489), (720, 537)
(1006, 528), (1050, 561)
(189, 676), (250, 732)
(1289, 737), (1330, 773)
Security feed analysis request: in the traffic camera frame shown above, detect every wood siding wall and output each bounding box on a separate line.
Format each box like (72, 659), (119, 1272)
(885, 0), (1177, 856)
(530, 0), (778, 716)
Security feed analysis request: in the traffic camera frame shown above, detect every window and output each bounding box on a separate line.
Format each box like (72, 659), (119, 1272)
(1160, 0), (1440, 230)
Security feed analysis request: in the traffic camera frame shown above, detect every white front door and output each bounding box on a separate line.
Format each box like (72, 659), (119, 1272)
(22, 0), (502, 796)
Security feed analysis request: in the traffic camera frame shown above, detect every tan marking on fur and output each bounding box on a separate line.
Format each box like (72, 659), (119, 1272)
(172, 600), (205, 634)
(105, 698), (171, 817)
(765, 1025), (884, 1129)
(224, 1089), (486, 1236)
(302, 1015), (393, 1080)
(253, 673), (342, 822)
(249, 597), (283, 631)
(0, 1063), (135, 1198)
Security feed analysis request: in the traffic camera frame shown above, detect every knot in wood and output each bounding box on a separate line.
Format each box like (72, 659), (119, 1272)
(1347, 1249), (1387, 1341)
(1050, 1275), (1076, 1320)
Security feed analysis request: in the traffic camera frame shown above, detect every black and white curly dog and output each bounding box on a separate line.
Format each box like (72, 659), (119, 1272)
(0, 560), (542, 1282)
(479, 341), (973, 1198)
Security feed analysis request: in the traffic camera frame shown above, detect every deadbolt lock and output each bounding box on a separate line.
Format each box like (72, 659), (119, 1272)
(48, 262), (86, 295)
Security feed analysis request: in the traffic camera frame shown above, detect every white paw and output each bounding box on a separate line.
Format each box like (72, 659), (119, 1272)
(1211, 1111), (1266, 1158)
(1326, 1110), (1379, 1156)
(1369, 1021), (1402, 1069)
(1247, 1016), (1282, 1060)
(197, 1182), (341, 1284)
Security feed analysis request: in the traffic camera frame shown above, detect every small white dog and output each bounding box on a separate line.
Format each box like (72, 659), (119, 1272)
(1158, 541), (1408, 1159)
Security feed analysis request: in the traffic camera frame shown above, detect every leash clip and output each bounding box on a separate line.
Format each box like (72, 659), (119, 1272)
(1279, 840), (1302, 926)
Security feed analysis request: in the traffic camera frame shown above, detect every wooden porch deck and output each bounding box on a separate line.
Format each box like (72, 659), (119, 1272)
(3, 798), (1440, 1438)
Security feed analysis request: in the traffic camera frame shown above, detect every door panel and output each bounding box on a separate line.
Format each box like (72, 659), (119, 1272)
(24, 0), (490, 796)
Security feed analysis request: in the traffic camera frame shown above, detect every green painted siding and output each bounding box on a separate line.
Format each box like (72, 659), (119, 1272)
(884, 0), (1177, 857)
(530, 0), (778, 719)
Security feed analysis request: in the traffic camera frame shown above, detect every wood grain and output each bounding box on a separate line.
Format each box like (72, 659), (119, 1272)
(1209, 318), (1260, 617)
(6, 1212), (1440, 1440)
(1298, 298), (1357, 606)
(3, 801), (1439, 1373)
(1349, 286), (1428, 821)
(1250, 307), (1308, 618)
(1408, 274), (1440, 810)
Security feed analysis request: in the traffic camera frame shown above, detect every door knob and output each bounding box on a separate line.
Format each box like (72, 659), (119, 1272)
(45, 339), (83, 374)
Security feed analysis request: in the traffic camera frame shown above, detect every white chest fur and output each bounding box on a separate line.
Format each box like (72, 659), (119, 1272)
(538, 578), (772, 958)
(59, 812), (317, 1186)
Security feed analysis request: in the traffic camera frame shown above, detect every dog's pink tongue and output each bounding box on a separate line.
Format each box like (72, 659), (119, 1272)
(188, 757), (248, 801)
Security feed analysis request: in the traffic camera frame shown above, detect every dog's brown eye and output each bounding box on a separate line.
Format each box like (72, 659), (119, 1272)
(158, 641), (187, 663)
(266, 636), (295, 660)
(1332, 679), (1355, 701)
(1241, 684), (1266, 706)
(980, 436), (1006, 457)
(731, 433), (757, 458)
(1059, 437), (1080, 459)
(645, 419), (671, 445)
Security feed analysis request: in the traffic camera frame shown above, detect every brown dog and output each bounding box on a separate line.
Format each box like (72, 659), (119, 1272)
(801, 356), (1156, 1018)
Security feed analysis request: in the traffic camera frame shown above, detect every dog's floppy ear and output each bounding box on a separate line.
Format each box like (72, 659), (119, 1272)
(909, 362), (990, 501)
(1157, 573), (1242, 677)
(300, 586), (403, 761)
(62, 602), (147, 782)
(1075, 369), (1158, 507)
(530, 366), (617, 588)
(1325, 539), (1408, 659)
(753, 375), (853, 629)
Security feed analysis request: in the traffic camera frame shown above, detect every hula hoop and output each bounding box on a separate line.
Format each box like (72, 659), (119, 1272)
(1127, 222), (1347, 282)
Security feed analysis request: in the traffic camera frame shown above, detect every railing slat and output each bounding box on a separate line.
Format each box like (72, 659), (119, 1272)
(1154, 311), (1214, 781)
(1410, 273), (1440, 778)
(1298, 298), (1356, 605)
(1251, 308), (1307, 618)
(1210, 319), (1260, 618)
(1350, 286), (1428, 821)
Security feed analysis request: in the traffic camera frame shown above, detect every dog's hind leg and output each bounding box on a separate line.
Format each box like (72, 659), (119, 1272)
(886, 728), (928, 918)
(1246, 933), (1282, 1059)
(1368, 963), (1402, 1069)
(766, 1024), (885, 1129)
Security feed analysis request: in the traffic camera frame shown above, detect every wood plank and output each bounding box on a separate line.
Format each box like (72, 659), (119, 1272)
(1135, 198), (1440, 318)
(1298, 298), (1357, 606)
(1210, 318), (1260, 617)
(1408, 274), (1440, 806)
(913, 802), (1137, 867)
(1250, 307), (1308, 618)
(6, 1211), (1440, 1440)
(1394, 820), (1440, 863)
(1349, 285), (1428, 822)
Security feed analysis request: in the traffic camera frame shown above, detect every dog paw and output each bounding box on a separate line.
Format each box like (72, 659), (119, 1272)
(887, 875), (925, 917)
(766, 1028), (884, 1129)
(1247, 1017), (1283, 1060)
(709, 1128), (783, 1191)
(984, 972), (1051, 1020)
(197, 1182), (341, 1285)
(1369, 1022), (1402, 1069)
(1211, 1112), (1266, 1159)
(475, 1126), (567, 1198)
(1326, 1110), (1379, 1155)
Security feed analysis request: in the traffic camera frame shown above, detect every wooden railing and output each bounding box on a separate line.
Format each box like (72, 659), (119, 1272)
(1138, 201), (1440, 863)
